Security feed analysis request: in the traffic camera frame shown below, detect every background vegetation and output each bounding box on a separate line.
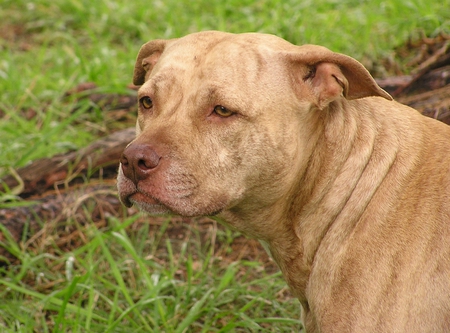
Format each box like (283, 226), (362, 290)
(0, 0), (449, 331)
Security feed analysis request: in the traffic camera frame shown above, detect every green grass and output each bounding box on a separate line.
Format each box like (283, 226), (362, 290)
(0, 0), (449, 331)
(0, 215), (301, 332)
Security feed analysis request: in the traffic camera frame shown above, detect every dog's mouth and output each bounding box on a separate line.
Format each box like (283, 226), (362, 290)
(117, 165), (230, 217)
(120, 188), (174, 215)
(128, 191), (173, 214)
(117, 163), (195, 215)
(119, 182), (228, 217)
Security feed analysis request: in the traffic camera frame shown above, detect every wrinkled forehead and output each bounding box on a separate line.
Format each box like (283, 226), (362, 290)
(152, 33), (290, 86)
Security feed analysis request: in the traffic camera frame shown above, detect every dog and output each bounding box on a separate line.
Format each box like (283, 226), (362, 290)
(117, 31), (450, 332)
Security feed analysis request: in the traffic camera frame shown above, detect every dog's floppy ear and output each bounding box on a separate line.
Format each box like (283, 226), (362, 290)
(286, 45), (392, 109)
(133, 39), (172, 85)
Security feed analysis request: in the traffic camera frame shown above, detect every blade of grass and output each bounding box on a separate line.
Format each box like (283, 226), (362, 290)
(0, 223), (22, 259)
(53, 275), (84, 333)
(215, 261), (238, 296)
(174, 287), (214, 333)
(111, 231), (154, 289)
(0, 279), (106, 322)
(95, 229), (153, 331)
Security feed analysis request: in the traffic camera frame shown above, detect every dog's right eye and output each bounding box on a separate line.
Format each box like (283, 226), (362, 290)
(213, 105), (234, 118)
(140, 96), (153, 109)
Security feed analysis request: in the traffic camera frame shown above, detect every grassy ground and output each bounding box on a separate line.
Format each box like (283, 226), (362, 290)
(0, 0), (449, 332)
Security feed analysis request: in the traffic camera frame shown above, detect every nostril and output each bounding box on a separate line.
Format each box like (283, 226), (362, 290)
(138, 158), (156, 170)
(136, 148), (160, 170)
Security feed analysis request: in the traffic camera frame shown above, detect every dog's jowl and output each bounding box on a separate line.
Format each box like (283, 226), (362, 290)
(117, 31), (450, 333)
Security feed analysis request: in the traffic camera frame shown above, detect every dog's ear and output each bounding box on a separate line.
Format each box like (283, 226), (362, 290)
(287, 45), (392, 109)
(133, 39), (171, 85)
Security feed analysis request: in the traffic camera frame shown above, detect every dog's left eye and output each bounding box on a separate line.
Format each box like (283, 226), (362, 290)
(140, 96), (153, 109)
(213, 105), (234, 118)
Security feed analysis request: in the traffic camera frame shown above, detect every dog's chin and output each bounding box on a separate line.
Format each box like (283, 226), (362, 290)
(130, 198), (173, 215)
(126, 191), (226, 217)
(128, 192), (173, 215)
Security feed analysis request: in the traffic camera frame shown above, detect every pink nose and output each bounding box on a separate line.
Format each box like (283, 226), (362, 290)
(120, 143), (161, 185)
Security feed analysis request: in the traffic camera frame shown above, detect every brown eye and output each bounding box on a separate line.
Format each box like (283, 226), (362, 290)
(140, 96), (153, 109)
(213, 105), (234, 117)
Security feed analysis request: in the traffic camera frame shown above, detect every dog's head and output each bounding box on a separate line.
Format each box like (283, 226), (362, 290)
(117, 31), (391, 221)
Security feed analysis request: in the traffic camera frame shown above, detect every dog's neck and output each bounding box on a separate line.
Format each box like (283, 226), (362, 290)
(292, 100), (400, 261)
(222, 98), (418, 302)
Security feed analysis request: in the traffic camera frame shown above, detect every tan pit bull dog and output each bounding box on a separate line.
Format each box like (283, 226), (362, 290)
(117, 31), (450, 332)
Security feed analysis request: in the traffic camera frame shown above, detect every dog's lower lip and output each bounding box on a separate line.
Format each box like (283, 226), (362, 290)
(130, 191), (160, 205)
